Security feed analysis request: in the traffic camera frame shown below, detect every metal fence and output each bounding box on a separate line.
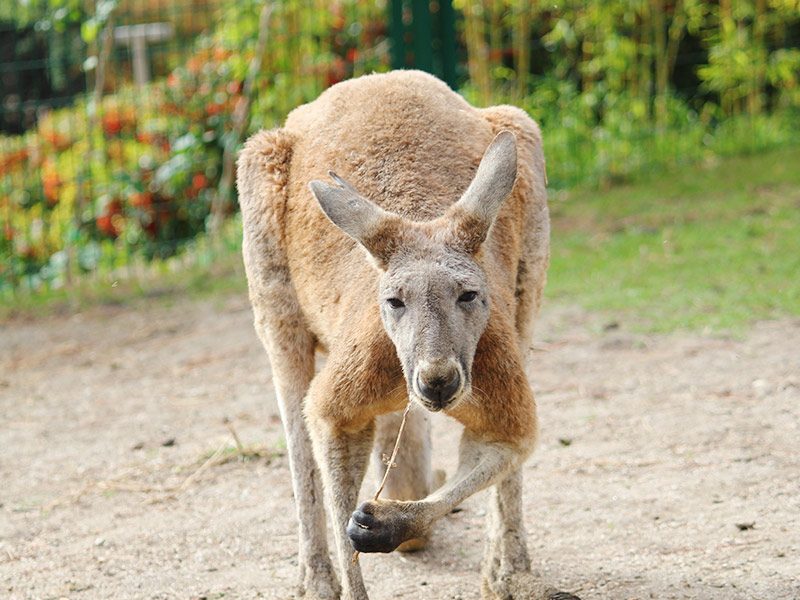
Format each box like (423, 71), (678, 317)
(1, 1), (216, 134)
(1, 0), (228, 295)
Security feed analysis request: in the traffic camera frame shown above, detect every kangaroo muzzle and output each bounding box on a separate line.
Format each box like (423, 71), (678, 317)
(414, 360), (463, 411)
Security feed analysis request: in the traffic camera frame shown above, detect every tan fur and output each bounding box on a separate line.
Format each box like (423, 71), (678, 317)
(238, 71), (577, 600)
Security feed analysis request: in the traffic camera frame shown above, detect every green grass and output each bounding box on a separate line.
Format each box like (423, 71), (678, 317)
(547, 145), (800, 333)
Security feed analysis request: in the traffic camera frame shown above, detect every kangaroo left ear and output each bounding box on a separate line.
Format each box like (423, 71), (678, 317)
(444, 131), (517, 254)
(309, 171), (405, 270)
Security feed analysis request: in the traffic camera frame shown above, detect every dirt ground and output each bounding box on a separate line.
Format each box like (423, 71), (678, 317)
(1, 293), (798, 600)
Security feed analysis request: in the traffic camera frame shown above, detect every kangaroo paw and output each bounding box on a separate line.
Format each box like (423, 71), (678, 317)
(346, 499), (426, 554)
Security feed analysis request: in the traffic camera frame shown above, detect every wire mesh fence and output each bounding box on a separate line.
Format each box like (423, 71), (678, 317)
(1, 0), (235, 296)
(1, 1), (404, 298)
(2, 0), (799, 301)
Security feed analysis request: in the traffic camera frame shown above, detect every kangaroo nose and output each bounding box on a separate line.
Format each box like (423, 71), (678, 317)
(417, 369), (461, 408)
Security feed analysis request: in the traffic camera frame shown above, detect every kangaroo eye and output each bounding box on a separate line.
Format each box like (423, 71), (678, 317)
(458, 291), (478, 303)
(387, 298), (405, 309)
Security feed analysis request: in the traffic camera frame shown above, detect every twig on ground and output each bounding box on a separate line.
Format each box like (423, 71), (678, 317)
(224, 416), (246, 454)
(42, 423), (275, 510)
(177, 442), (228, 494)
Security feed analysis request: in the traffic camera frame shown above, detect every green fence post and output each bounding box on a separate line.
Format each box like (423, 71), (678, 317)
(411, 0), (433, 73)
(389, 0), (405, 70)
(389, 0), (456, 86)
(439, 0), (456, 88)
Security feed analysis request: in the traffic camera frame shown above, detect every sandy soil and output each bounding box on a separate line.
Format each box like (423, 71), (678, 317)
(1, 294), (798, 600)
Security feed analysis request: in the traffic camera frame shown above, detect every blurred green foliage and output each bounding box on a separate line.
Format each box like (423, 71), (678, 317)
(7, 148), (798, 334)
(2, 0), (800, 298)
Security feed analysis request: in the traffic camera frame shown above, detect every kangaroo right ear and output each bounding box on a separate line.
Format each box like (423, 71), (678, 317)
(309, 172), (403, 270)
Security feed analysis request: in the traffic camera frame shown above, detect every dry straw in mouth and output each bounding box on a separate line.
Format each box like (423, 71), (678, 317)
(352, 401), (413, 564)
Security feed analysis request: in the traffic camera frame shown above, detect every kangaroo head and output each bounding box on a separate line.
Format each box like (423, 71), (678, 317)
(309, 131), (517, 412)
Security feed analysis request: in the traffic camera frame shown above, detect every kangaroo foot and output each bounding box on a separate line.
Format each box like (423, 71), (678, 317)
(300, 559), (341, 600)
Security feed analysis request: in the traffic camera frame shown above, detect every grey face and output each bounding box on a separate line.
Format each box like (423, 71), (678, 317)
(378, 251), (490, 411)
(309, 131), (518, 413)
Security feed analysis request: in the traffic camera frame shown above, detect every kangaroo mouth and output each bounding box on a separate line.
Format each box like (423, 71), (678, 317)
(415, 395), (453, 412)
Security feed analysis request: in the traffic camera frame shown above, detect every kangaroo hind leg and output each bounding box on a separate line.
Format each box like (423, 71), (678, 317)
(238, 129), (339, 599)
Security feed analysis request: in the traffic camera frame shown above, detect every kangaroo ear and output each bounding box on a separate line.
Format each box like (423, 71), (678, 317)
(445, 131), (517, 254)
(309, 171), (402, 269)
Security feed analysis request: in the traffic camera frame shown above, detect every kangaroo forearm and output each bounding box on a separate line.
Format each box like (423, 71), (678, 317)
(422, 435), (523, 522)
(347, 432), (526, 554)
